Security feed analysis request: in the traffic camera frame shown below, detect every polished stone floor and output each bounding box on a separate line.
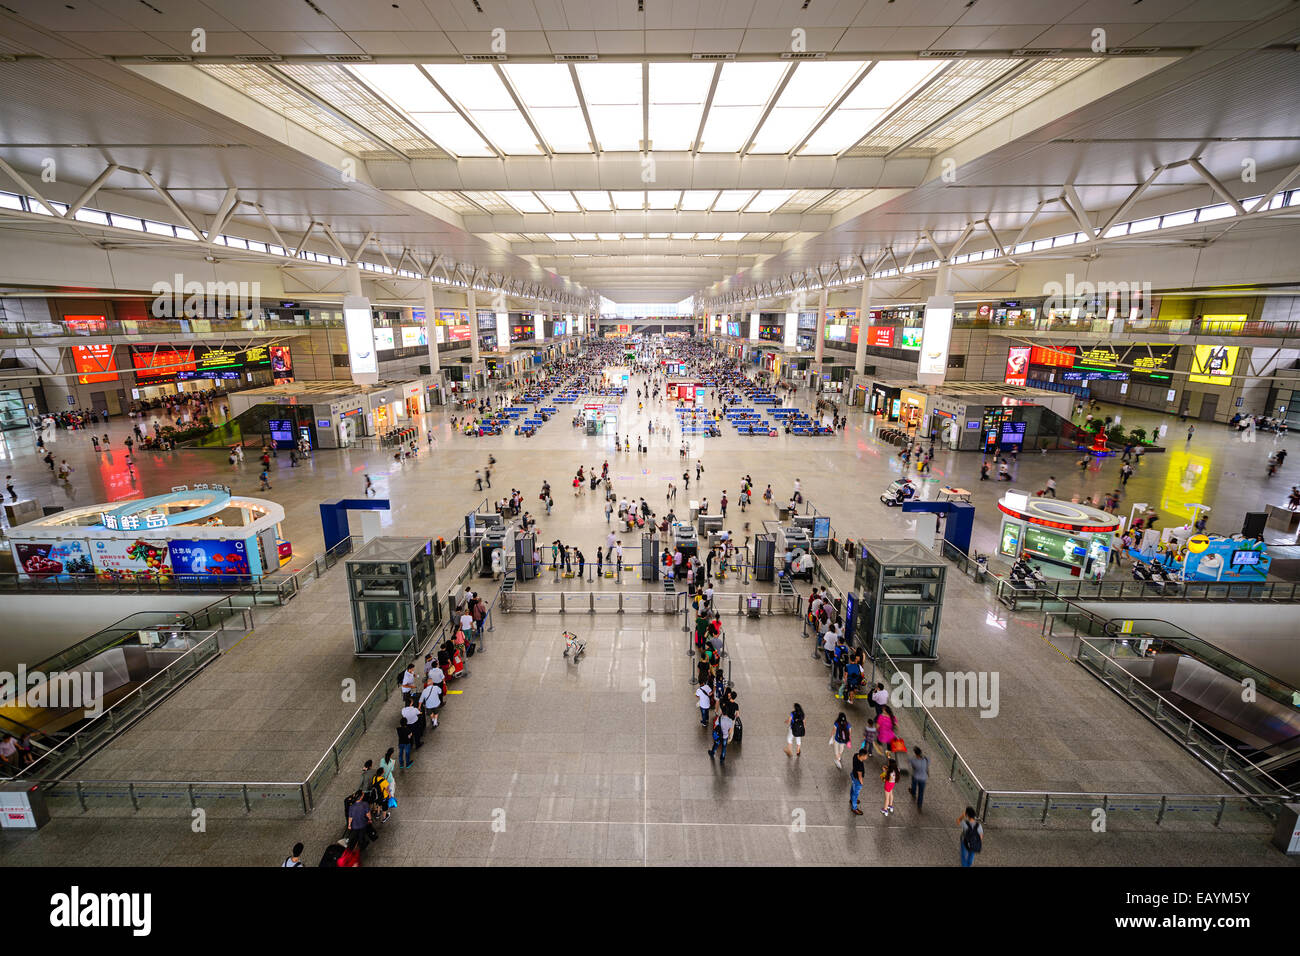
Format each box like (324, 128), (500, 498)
(1, 368), (1296, 866)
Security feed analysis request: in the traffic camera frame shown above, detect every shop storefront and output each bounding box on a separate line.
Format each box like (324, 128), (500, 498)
(898, 388), (928, 432)
(997, 493), (1119, 579)
(869, 382), (902, 420)
(8, 486), (291, 583)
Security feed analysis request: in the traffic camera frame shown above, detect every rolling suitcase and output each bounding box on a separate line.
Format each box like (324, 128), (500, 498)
(731, 716), (743, 748)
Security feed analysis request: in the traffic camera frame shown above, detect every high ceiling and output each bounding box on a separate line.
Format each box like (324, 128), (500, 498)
(0, 0), (1298, 304)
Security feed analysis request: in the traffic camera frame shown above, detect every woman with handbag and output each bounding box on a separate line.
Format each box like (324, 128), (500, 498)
(785, 703), (806, 757)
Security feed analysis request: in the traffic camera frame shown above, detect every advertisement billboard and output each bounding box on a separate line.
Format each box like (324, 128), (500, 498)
(917, 296), (954, 383)
(12, 539), (94, 580)
(167, 538), (253, 582)
(867, 326), (895, 348)
(1004, 346), (1031, 386)
(400, 326), (426, 347)
(90, 538), (173, 583)
(372, 327), (395, 351)
(343, 297), (377, 377)
(73, 344), (118, 384)
(1190, 345), (1239, 385)
(448, 324), (471, 342)
(270, 345), (292, 379)
(899, 327), (922, 350)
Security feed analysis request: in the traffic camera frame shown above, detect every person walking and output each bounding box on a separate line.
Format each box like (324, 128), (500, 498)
(1044, 476), (1057, 497)
(605, 500), (613, 524)
(784, 702), (806, 757)
(909, 747), (930, 810)
(881, 755), (899, 816)
(379, 747), (397, 807)
(958, 807), (984, 866)
(5, 475), (16, 502)
(281, 843), (305, 867)
(830, 712), (852, 769)
(1186, 424), (1194, 442)
(364, 474), (375, 497)
(849, 743), (868, 815)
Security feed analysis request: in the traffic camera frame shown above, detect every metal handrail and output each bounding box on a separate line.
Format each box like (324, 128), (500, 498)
(9, 631), (223, 782)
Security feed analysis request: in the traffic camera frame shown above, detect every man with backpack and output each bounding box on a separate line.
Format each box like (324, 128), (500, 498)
(958, 806), (984, 866)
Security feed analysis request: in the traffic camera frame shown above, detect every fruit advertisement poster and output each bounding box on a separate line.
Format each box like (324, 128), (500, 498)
(90, 538), (174, 583)
(12, 539), (95, 580)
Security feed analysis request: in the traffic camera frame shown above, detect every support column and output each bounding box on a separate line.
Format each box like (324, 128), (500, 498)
(813, 286), (828, 386)
(934, 263), (951, 297)
(422, 278), (440, 375)
(854, 279), (874, 376)
(346, 262), (363, 297)
(468, 287), (480, 363)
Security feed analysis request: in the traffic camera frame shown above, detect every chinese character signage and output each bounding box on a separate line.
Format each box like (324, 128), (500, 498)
(73, 344), (118, 384)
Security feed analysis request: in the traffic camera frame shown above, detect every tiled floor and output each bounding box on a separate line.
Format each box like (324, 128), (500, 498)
(1, 372), (1296, 866)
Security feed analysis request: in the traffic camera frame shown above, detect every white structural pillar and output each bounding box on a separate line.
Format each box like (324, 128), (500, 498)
(854, 279), (874, 376)
(346, 262), (363, 298)
(468, 287), (480, 363)
(422, 278), (440, 375)
(814, 286), (828, 381)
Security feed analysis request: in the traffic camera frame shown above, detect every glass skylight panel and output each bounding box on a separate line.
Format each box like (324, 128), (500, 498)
(547, 233), (575, 241)
(647, 190), (681, 209)
(611, 191), (646, 210)
(712, 190), (756, 212)
(536, 191), (580, 212)
(501, 64), (591, 152)
(353, 63), (491, 156)
(745, 189), (797, 213)
(597, 232), (621, 240)
(750, 61), (865, 153)
(572, 233), (597, 240)
(74, 208), (110, 225)
(1197, 203), (1234, 222)
(695, 232), (720, 240)
(574, 191), (612, 211)
(719, 233), (746, 241)
(462, 191), (514, 213)
(575, 63), (643, 151)
(649, 233), (669, 238)
(500, 191), (549, 213)
(699, 62), (788, 152)
(425, 64), (539, 154)
(680, 190), (718, 210)
(801, 109), (887, 154)
(624, 233), (646, 239)
(670, 232), (694, 239)
(648, 62), (714, 150)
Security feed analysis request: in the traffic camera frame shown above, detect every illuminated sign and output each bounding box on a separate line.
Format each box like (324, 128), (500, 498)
(1004, 346), (1031, 386)
(867, 327), (895, 348)
(1200, 313), (1247, 334)
(899, 327), (922, 350)
(64, 314), (109, 334)
(400, 326), (427, 347)
(1190, 344), (1239, 385)
(373, 327), (395, 350)
(448, 324), (471, 341)
(1078, 347), (1120, 366)
(1029, 346), (1075, 368)
(73, 344), (118, 384)
(344, 297), (377, 377)
(917, 297), (954, 383)
(132, 349), (196, 380)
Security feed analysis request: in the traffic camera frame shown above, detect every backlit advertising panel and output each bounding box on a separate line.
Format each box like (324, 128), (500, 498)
(372, 327), (395, 351)
(1004, 346), (1031, 386)
(867, 327), (895, 348)
(343, 296), (377, 378)
(12, 539), (95, 580)
(917, 296), (954, 383)
(73, 344), (118, 384)
(168, 538), (253, 582)
(1030, 346), (1076, 368)
(899, 327), (922, 350)
(1190, 344), (1239, 385)
(132, 348), (196, 381)
(400, 326), (427, 347)
(90, 538), (173, 583)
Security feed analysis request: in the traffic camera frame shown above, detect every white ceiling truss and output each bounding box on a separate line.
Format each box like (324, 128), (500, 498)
(698, 154), (1300, 310)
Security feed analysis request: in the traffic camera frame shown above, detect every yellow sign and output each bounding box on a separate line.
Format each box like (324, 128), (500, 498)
(1187, 534), (1210, 553)
(1189, 344), (1239, 385)
(1200, 313), (1246, 334)
(1120, 620), (1134, 634)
